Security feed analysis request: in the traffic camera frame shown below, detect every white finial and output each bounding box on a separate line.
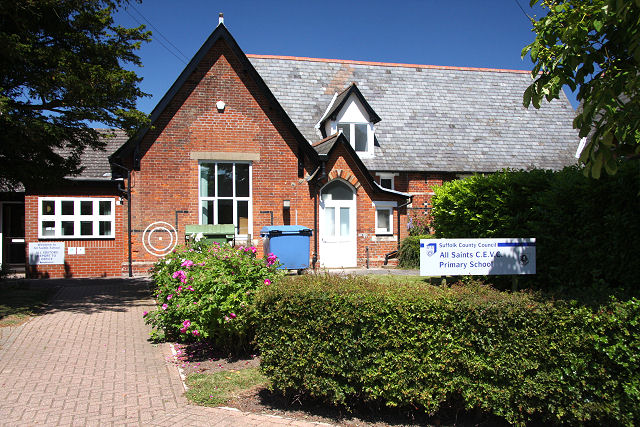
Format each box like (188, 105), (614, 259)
(219, 13), (224, 25)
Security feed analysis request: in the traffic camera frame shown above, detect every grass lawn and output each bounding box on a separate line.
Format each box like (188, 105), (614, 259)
(185, 367), (268, 406)
(0, 282), (57, 327)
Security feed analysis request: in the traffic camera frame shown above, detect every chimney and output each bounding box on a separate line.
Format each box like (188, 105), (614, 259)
(218, 13), (224, 25)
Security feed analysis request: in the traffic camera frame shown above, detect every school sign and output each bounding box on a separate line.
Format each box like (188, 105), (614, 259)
(420, 238), (536, 276)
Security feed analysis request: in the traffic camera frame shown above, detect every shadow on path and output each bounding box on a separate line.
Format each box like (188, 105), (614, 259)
(23, 277), (154, 315)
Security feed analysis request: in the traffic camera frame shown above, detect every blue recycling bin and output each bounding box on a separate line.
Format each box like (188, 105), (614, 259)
(260, 225), (312, 271)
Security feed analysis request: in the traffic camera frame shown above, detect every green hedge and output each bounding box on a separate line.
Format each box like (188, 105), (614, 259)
(430, 164), (640, 292)
(254, 275), (640, 426)
(398, 234), (432, 268)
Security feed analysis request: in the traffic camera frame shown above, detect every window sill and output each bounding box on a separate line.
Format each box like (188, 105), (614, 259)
(372, 234), (396, 242)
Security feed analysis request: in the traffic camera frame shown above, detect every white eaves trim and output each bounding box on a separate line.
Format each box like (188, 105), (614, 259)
(315, 92), (338, 132)
(373, 181), (411, 198)
(575, 137), (587, 159)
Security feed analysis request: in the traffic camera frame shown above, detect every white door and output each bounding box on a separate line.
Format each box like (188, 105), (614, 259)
(319, 180), (357, 268)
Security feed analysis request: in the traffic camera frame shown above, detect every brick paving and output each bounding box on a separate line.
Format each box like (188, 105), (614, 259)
(0, 278), (326, 426)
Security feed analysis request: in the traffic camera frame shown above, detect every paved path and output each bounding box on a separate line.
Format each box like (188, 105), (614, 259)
(0, 278), (324, 426)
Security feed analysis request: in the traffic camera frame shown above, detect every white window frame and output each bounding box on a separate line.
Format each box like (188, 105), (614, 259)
(38, 197), (116, 239)
(377, 173), (397, 190)
(198, 161), (252, 237)
(373, 201), (396, 235)
(337, 122), (372, 155)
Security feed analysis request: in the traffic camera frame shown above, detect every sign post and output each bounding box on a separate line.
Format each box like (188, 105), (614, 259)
(420, 238), (536, 277)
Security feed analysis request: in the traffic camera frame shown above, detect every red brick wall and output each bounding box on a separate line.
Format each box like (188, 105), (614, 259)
(24, 186), (125, 278)
(126, 39), (317, 274)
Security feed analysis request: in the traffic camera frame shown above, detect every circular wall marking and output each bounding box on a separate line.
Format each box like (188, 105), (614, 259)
(142, 221), (178, 257)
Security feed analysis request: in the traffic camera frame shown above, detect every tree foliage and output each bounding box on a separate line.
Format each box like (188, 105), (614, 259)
(0, 0), (150, 189)
(523, 0), (640, 178)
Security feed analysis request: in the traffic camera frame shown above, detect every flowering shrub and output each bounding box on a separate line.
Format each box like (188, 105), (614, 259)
(406, 213), (431, 236)
(145, 242), (283, 351)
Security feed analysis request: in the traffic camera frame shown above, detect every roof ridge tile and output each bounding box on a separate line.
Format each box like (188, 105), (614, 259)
(247, 54), (532, 74)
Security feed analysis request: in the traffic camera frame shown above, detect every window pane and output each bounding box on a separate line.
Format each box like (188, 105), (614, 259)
(340, 208), (350, 236)
(377, 209), (390, 232)
(235, 164), (250, 197)
(81, 201), (93, 216)
(321, 180), (353, 201)
(354, 124), (367, 152)
(62, 221), (74, 236)
(201, 201), (214, 225)
(42, 200), (55, 216)
(324, 207), (335, 237)
(218, 199), (233, 224)
(380, 178), (393, 189)
(99, 221), (112, 236)
(337, 123), (350, 140)
(80, 221), (93, 236)
(217, 163), (233, 197)
(200, 164), (215, 197)
(42, 221), (55, 237)
(99, 201), (111, 216)
(61, 201), (74, 215)
(237, 201), (248, 234)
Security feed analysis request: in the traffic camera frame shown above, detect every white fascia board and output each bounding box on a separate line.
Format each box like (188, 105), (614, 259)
(315, 92), (339, 131)
(373, 181), (411, 197)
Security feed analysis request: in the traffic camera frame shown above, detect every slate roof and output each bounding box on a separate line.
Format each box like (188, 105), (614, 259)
(248, 55), (579, 173)
(69, 129), (128, 180)
(312, 133), (340, 156)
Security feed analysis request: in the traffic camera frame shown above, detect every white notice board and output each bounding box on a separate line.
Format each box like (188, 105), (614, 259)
(420, 238), (536, 276)
(29, 242), (65, 265)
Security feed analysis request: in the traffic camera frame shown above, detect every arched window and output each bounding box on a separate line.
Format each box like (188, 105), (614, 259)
(321, 180), (354, 202)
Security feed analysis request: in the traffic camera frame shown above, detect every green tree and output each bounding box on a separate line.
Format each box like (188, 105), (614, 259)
(523, 0), (640, 178)
(0, 0), (150, 189)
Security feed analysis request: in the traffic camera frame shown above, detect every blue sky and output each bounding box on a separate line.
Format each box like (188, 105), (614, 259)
(114, 0), (578, 113)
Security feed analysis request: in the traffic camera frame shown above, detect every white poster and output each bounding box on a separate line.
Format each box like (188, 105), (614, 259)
(29, 242), (65, 265)
(420, 238), (536, 276)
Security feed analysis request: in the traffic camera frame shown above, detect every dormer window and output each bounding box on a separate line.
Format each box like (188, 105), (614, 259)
(316, 83), (381, 159)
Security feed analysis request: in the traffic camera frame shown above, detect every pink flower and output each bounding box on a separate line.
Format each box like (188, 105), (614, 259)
(183, 320), (191, 327)
(224, 316), (230, 322)
(198, 261), (206, 266)
(181, 260), (194, 268)
(167, 294), (173, 300)
(142, 311), (148, 317)
(266, 253), (278, 266)
(161, 304), (168, 310)
(192, 330), (199, 336)
(172, 270), (187, 283)
(229, 312), (236, 319)
(180, 327), (187, 333)
(264, 279), (271, 286)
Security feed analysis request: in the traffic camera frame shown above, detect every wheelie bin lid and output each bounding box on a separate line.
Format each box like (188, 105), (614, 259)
(260, 225), (312, 237)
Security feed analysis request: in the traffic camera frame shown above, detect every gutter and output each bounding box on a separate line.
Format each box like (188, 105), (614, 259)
(110, 162), (133, 278)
